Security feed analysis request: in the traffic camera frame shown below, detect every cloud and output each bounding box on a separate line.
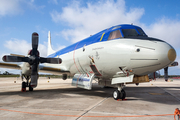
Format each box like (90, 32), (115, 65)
(50, 0), (144, 43)
(0, 0), (23, 16)
(55, 45), (66, 51)
(4, 39), (47, 57)
(49, 0), (180, 75)
(50, 0), (180, 50)
(176, 55), (180, 69)
(144, 18), (180, 49)
(0, 0), (45, 17)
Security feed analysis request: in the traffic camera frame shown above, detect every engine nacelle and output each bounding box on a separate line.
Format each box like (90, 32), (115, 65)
(21, 62), (31, 75)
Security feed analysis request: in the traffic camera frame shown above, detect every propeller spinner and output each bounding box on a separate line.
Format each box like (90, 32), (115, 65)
(2, 32), (62, 88)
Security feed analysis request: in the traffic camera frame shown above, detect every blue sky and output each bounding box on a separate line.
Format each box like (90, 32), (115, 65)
(0, 0), (180, 75)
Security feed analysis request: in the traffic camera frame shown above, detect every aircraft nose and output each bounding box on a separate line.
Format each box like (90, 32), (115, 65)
(156, 42), (176, 67)
(129, 40), (177, 75)
(168, 48), (176, 62)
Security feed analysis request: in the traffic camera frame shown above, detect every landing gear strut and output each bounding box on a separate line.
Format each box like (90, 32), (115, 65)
(21, 74), (33, 92)
(113, 84), (126, 100)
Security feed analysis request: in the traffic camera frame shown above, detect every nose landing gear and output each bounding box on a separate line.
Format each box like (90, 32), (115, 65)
(113, 89), (126, 100)
(113, 84), (126, 100)
(21, 74), (34, 92)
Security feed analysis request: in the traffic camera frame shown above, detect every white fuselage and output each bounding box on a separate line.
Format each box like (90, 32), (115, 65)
(45, 38), (175, 80)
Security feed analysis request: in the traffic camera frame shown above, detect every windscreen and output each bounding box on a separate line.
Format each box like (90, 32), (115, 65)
(121, 29), (138, 37)
(137, 28), (147, 37)
(121, 28), (147, 38)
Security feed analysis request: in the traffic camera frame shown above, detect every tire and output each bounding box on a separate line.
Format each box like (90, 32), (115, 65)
(113, 90), (120, 100)
(120, 89), (126, 100)
(113, 89), (126, 100)
(29, 83), (33, 91)
(22, 82), (26, 88)
(21, 82), (26, 92)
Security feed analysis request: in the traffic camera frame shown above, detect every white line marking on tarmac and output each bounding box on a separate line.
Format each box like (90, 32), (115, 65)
(156, 86), (180, 102)
(75, 97), (109, 120)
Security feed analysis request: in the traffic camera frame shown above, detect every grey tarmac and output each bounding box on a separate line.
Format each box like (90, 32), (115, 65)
(0, 77), (179, 120)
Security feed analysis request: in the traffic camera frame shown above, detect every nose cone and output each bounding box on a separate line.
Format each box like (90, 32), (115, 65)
(168, 48), (176, 62)
(129, 40), (177, 75)
(157, 43), (176, 67)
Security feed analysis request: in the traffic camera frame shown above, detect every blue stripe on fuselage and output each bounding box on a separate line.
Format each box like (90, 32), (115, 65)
(47, 24), (144, 58)
(47, 32), (103, 58)
(48, 28), (108, 58)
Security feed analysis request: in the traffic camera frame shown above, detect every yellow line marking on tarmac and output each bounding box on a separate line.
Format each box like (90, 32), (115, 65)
(149, 93), (164, 95)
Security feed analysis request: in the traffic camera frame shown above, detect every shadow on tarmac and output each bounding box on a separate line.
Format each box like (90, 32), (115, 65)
(0, 83), (179, 105)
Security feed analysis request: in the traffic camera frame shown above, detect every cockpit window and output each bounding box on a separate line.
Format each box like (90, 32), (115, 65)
(121, 28), (148, 38)
(137, 28), (148, 37)
(121, 29), (139, 37)
(108, 30), (122, 40)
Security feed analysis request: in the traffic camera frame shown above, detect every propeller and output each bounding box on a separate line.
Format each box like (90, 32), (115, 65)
(164, 67), (168, 82)
(2, 32), (62, 88)
(164, 61), (178, 82)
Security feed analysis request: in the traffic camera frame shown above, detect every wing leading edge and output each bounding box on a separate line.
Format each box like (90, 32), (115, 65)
(38, 64), (70, 75)
(0, 62), (70, 75)
(0, 62), (21, 70)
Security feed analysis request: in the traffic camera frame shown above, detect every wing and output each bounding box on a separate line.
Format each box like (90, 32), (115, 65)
(0, 62), (21, 70)
(0, 62), (70, 75)
(39, 64), (70, 75)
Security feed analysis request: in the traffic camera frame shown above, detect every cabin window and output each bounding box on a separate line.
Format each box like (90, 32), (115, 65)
(108, 30), (122, 40)
(121, 29), (139, 37)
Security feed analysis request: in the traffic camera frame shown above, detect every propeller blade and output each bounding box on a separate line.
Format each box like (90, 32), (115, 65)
(164, 67), (168, 82)
(32, 32), (39, 55)
(31, 74), (38, 88)
(31, 63), (38, 88)
(39, 57), (62, 64)
(169, 61), (178, 67)
(2, 55), (29, 62)
(10, 54), (25, 57)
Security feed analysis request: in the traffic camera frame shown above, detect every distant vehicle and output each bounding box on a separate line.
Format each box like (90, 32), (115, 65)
(0, 24), (177, 100)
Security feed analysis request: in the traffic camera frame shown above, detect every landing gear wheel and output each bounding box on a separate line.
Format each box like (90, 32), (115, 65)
(21, 81), (26, 92)
(113, 89), (126, 100)
(113, 90), (120, 100)
(120, 89), (126, 100)
(29, 82), (33, 91)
